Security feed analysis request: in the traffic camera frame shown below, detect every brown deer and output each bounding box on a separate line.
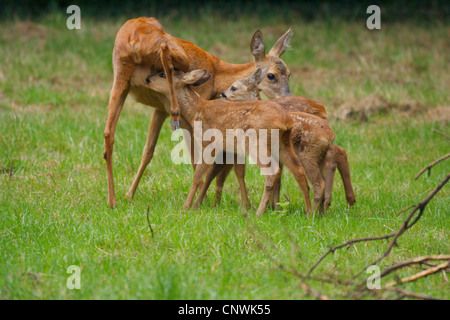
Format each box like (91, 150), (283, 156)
(104, 17), (294, 207)
(217, 68), (356, 212)
(145, 44), (312, 216)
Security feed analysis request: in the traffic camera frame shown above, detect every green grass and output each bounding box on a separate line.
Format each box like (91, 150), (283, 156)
(0, 13), (449, 299)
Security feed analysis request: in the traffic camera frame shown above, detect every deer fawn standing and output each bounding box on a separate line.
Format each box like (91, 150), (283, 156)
(104, 17), (293, 207)
(145, 44), (312, 216)
(218, 68), (356, 212)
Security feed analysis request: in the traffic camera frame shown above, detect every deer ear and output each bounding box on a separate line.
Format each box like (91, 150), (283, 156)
(248, 67), (268, 87)
(257, 67), (268, 83)
(250, 30), (266, 62)
(182, 69), (211, 86)
(248, 68), (262, 86)
(268, 27), (293, 58)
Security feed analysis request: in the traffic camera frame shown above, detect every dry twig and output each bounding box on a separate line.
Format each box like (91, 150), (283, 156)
(384, 261), (449, 288)
(415, 153), (450, 180)
(383, 287), (440, 300)
(379, 255), (450, 279)
(146, 204), (154, 238)
(244, 214), (331, 300)
(247, 148), (449, 299)
(354, 173), (449, 279)
(432, 129), (450, 140)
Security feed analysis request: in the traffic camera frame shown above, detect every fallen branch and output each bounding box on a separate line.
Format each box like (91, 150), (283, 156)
(379, 255), (450, 281)
(383, 287), (440, 300)
(384, 261), (449, 288)
(247, 152), (449, 299)
(244, 214), (331, 300)
(353, 173), (449, 279)
(299, 283), (330, 300)
(307, 233), (396, 275)
(309, 173), (449, 277)
(146, 204), (154, 238)
(415, 153), (450, 180)
(432, 129), (450, 140)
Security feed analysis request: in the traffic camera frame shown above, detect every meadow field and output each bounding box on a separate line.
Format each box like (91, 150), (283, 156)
(0, 9), (449, 299)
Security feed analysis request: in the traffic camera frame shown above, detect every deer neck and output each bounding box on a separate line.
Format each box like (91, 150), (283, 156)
(248, 89), (262, 101)
(175, 88), (204, 126)
(213, 61), (256, 97)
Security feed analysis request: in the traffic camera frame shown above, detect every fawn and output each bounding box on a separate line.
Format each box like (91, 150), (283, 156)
(104, 17), (294, 207)
(218, 68), (356, 212)
(145, 44), (312, 216)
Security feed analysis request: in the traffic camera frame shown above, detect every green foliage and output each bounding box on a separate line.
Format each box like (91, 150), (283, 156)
(2, 0), (449, 23)
(0, 12), (448, 299)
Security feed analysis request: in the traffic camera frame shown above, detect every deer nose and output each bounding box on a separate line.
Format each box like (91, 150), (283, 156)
(220, 92), (227, 99)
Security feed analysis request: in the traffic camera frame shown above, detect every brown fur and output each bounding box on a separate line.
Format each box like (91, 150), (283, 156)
(324, 145), (356, 210)
(273, 96), (328, 119)
(103, 17), (294, 207)
(145, 65), (312, 216)
(215, 69), (355, 213)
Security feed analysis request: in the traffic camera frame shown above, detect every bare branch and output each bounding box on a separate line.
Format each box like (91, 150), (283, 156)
(383, 287), (441, 300)
(247, 151), (449, 299)
(432, 129), (450, 140)
(244, 214), (331, 299)
(299, 283), (330, 300)
(307, 233), (396, 275)
(354, 173), (449, 279)
(308, 173), (449, 279)
(146, 204), (154, 238)
(415, 153), (450, 180)
(384, 262), (449, 289)
(399, 262), (448, 286)
(380, 255), (450, 280)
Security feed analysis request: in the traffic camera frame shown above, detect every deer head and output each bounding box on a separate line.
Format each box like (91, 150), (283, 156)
(146, 68), (210, 94)
(220, 67), (266, 101)
(250, 28), (293, 99)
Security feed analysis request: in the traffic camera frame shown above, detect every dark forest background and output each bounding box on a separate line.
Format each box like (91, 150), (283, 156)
(1, 0), (449, 22)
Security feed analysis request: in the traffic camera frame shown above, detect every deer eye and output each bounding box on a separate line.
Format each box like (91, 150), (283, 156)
(267, 73), (276, 81)
(159, 72), (166, 78)
(230, 86), (237, 92)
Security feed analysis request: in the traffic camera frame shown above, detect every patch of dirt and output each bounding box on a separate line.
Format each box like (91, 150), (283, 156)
(426, 106), (450, 124)
(333, 95), (423, 122)
(1, 21), (49, 49)
(14, 21), (48, 41)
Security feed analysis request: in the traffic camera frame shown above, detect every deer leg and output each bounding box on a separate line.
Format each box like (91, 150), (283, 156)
(234, 163), (251, 208)
(270, 164), (283, 209)
(213, 164), (233, 207)
(104, 58), (133, 208)
(184, 162), (212, 209)
(126, 109), (168, 200)
(194, 162), (226, 208)
(181, 118), (212, 200)
(299, 156), (326, 214)
(256, 161), (281, 217)
(324, 147), (337, 211)
(279, 147), (311, 216)
(334, 145), (356, 207)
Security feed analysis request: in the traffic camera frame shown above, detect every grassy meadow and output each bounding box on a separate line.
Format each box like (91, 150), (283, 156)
(0, 11), (449, 299)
